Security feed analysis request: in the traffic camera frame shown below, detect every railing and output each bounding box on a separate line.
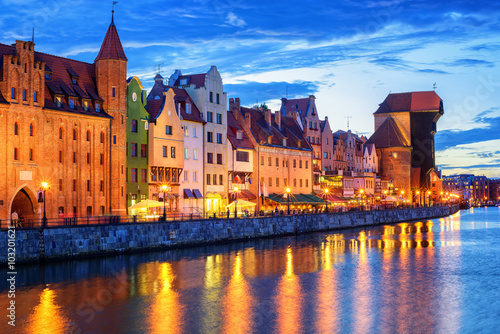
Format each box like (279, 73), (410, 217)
(0, 204), (456, 230)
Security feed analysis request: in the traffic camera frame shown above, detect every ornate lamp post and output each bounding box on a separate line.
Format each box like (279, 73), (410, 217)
(161, 184), (168, 221)
(286, 187), (291, 215)
(324, 188), (329, 212)
(41, 182), (49, 227)
(233, 186), (239, 218)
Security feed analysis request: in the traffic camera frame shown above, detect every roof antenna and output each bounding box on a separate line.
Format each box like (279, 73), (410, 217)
(156, 63), (164, 75)
(345, 116), (352, 130)
(433, 82), (437, 90)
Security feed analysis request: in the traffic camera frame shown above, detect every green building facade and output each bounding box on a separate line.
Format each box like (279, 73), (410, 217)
(126, 77), (150, 214)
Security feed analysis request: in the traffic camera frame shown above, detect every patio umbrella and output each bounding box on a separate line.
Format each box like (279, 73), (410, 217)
(384, 196), (398, 202)
(128, 199), (164, 210)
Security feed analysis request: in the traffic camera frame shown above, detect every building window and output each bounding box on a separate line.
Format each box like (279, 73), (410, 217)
(216, 93), (220, 104)
(207, 152), (213, 164)
(87, 180), (91, 192)
(207, 132), (213, 143)
(268, 157), (272, 166)
(69, 99), (76, 109)
(131, 168), (137, 182)
(13, 148), (19, 160)
(171, 147), (176, 158)
(216, 133), (222, 144)
(59, 151), (63, 163)
(131, 143), (137, 157)
(219, 174), (223, 185)
(276, 158), (279, 166)
(284, 178), (288, 186)
(299, 160), (302, 168)
(100, 132), (104, 143)
(59, 179), (63, 191)
(276, 178), (279, 187)
(22, 89), (27, 101)
(237, 131), (243, 140)
(300, 179), (303, 187)
(83, 100), (89, 111)
(261, 156), (264, 165)
(213, 174), (217, 185)
(165, 125), (173, 135)
(131, 120), (137, 133)
(305, 179), (309, 187)
(193, 127), (197, 138)
(11, 87), (16, 99)
(14, 123), (18, 135)
(305, 161), (309, 169)
(268, 177), (272, 187)
(193, 171), (198, 182)
(141, 169), (147, 183)
(73, 152), (77, 163)
(184, 170), (189, 182)
(207, 112), (213, 123)
(216, 113), (222, 124)
(86, 130), (91, 141)
(113, 135), (116, 144)
(184, 126), (189, 137)
(184, 148), (189, 159)
(293, 159), (296, 168)
(73, 129), (77, 140)
(29, 123), (34, 136)
(193, 149), (198, 160)
(141, 144), (147, 158)
(100, 153), (104, 165)
(217, 153), (222, 165)
(112, 87), (116, 98)
(96, 103), (101, 112)
(87, 206), (92, 216)
(236, 151), (249, 162)
(207, 174), (212, 185)
(100, 180), (104, 192)
(209, 91), (213, 103)
(163, 146), (167, 157)
(87, 153), (90, 164)
(73, 179), (76, 191)
(293, 179), (297, 187)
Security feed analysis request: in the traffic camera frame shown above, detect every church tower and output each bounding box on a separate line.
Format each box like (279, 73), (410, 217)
(95, 10), (128, 215)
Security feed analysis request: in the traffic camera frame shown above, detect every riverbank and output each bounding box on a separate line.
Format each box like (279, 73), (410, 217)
(1, 205), (459, 263)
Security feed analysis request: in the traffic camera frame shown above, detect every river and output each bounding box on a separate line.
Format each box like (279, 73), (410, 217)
(1, 207), (499, 333)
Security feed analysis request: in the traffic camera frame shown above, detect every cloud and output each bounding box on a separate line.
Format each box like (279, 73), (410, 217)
(435, 116), (500, 151)
(226, 12), (246, 28)
(444, 58), (495, 67)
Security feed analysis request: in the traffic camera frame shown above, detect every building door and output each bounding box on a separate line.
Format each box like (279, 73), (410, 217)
(10, 187), (36, 222)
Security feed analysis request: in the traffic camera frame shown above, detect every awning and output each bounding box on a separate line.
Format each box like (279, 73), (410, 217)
(192, 189), (203, 199)
(184, 189), (194, 199)
(266, 193), (327, 205)
(230, 189), (256, 200)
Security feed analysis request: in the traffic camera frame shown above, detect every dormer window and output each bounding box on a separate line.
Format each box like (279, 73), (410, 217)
(72, 78), (78, 85)
(55, 96), (63, 108)
(283, 138), (287, 146)
(186, 103), (191, 114)
(180, 78), (188, 85)
(268, 136), (272, 144)
(69, 99), (76, 109)
(95, 103), (101, 112)
(236, 131), (243, 140)
(83, 100), (89, 112)
(45, 73), (51, 80)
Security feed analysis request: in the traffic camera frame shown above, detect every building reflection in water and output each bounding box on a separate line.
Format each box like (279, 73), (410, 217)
(147, 262), (184, 334)
(274, 247), (302, 334)
(352, 231), (374, 333)
(201, 254), (224, 333)
(25, 287), (74, 333)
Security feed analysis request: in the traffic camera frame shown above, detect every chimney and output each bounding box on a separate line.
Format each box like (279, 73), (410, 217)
(265, 109), (271, 126)
(235, 97), (241, 109)
(275, 110), (281, 129)
(244, 112), (251, 129)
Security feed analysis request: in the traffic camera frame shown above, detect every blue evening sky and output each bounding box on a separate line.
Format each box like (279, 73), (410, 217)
(1, 0), (499, 177)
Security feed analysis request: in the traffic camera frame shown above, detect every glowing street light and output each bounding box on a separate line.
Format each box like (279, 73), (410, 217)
(324, 188), (329, 212)
(161, 184), (168, 221)
(285, 187), (291, 215)
(234, 186), (239, 218)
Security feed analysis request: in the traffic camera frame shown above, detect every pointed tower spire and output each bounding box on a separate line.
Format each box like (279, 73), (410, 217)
(95, 5), (127, 62)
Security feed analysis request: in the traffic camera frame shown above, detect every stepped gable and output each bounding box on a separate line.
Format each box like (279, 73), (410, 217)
(366, 116), (410, 148)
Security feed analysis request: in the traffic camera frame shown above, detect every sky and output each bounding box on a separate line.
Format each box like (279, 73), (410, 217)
(1, 0), (499, 178)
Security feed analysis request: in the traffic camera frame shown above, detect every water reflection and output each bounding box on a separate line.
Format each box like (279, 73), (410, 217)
(3, 208), (499, 333)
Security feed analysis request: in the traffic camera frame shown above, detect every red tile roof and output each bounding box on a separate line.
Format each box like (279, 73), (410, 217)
(375, 91), (442, 114)
(366, 116), (410, 148)
(173, 74), (206, 88)
(282, 97), (310, 116)
(94, 20), (127, 61)
(146, 99), (164, 120)
(227, 111), (254, 150)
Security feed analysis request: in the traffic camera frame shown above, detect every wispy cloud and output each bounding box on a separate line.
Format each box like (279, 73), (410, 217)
(226, 12), (246, 28)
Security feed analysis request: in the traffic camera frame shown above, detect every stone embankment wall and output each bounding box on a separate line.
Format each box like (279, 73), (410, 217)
(1, 205), (459, 263)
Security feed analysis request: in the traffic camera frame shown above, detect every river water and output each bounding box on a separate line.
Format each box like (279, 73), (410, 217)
(1, 207), (500, 333)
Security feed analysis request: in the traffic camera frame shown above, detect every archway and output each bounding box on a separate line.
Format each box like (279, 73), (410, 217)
(11, 187), (37, 222)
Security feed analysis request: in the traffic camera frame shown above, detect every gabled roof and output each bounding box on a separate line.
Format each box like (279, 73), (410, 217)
(227, 111), (254, 150)
(366, 116), (410, 148)
(364, 142), (375, 156)
(173, 74), (206, 88)
(239, 106), (312, 151)
(282, 97), (311, 117)
(375, 91), (442, 114)
(95, 15), (127, 62)
(146, 99), (164, 120)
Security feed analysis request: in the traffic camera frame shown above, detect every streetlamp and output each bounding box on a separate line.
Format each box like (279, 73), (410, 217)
(440, 191), (444, 206)
(416, 190), (420, 207)
(360, 189), (364, 210)
(41, 182), (49, 227)
(285, 187), (291, 215)
(324, 188), (329, 212)
(161, 184), (168, 221)
(427, 191), (432, 207)
(383, 190), (388, 209)
(233, 186), (239, 218)
(401, 190), (405, 207)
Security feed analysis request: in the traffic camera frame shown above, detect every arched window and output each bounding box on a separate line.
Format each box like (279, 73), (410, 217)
(59, 127), (63, 139)
(86, 130), (91, 141)
(131, 119), (137, 133)
(30, 123), (34, 136)
(73, 129), (77, 140)
(14, 122), (18, 135)
(100, 132), (104, 143)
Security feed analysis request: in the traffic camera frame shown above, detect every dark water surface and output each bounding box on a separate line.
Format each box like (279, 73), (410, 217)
(2, 207), (500, 333)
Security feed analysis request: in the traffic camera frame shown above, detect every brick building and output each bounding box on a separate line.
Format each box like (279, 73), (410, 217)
(0, 14), (127, 221)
